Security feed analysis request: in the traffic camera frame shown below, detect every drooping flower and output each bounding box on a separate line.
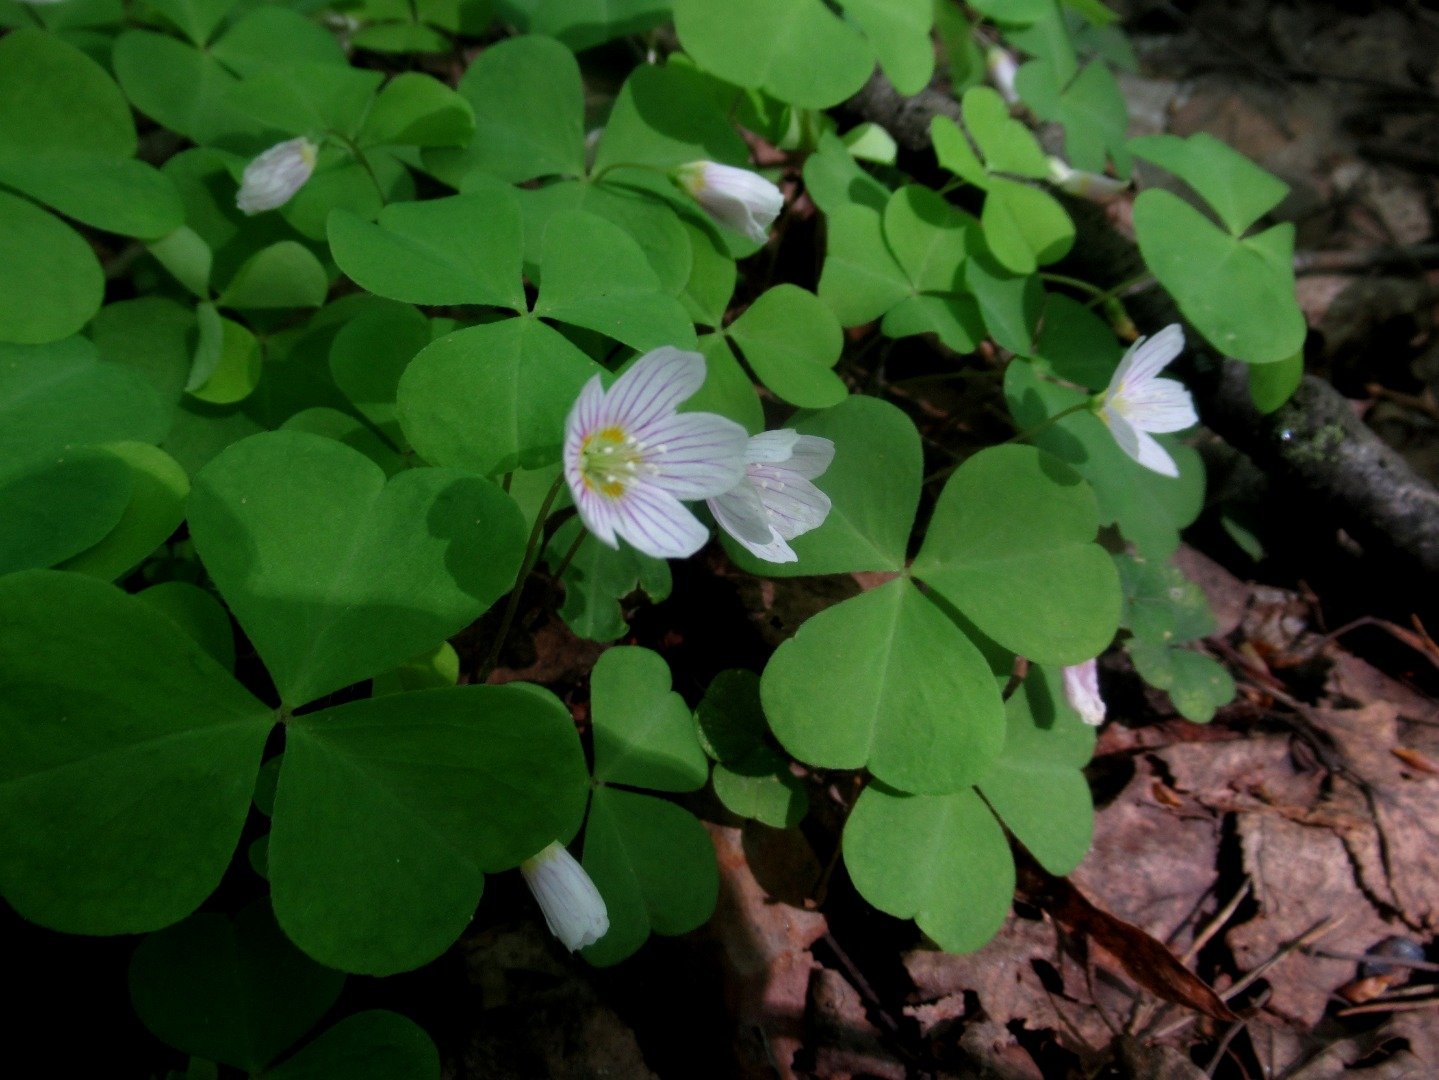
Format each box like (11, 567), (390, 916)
(520, 842), (609, 952)
(563, 347), (748, 560)
(1046, 156), (1130, 202)
(985, 46), (1022, 105)
(1062, 660), (1106, 727)
(707, 430), (835, 564)
(672, 161), (784, 245)
(1094, 324), (1198, 478)
(236, 137), (318, 216)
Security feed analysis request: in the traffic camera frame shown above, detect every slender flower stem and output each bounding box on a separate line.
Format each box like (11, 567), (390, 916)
(331, 133), (387, 205)
(480, 473), (567, 680)
(588, 160), (673, 185)
(1003, 400), (1094, 445)
(548, 527), (588, 586)
(1039, 271), (1108, 301)
(1084, 272), (1155, 310)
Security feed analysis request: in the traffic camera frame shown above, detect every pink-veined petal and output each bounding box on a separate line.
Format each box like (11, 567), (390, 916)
(601, 347), (706, 432)
(744, 429), (800, 464)
(1108, 324), (1185, 398)
(731, 528), (798, 563)
(781, 435), (835, 480)
(565, 374), (607, 451)
(634, 411), (747, 499)
(750, 468), (832, 540)
(1124, 377), (1198, 434)
(571, 483), (621, 549)
(708, 481), (774, 546)
(1131, 428), (1180, 478)
(611, 484), (711, 559)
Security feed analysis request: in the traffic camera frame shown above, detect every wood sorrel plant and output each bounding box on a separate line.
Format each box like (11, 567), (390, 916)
(0, 0), (1300, 1068)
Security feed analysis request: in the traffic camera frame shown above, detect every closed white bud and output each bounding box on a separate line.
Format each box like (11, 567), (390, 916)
(236, 137), (318, 216)
(985, 47), (1021, 105)
(673, 161), (784, 245)
(1062, 660), (1107, 727)
(1047, 157), (1130, 202)
(520, 841), (609, 952)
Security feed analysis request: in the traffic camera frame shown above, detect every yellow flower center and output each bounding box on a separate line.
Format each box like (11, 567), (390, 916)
(579, 426), (647, 499)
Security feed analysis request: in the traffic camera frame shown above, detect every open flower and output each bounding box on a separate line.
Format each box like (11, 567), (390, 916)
(1095, 324), (1197, 478)
(236, 137), (318, 215)
(672, 162), (784, 245)
(521, 842), (609, 952)
(1046, 156), (1130, 202)
(707, 430), (835, 564)
(1062, 660), (1106, 727)
(564, 347), (747, 559)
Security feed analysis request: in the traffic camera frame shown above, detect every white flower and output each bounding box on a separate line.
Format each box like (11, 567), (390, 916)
(564, 347), (747, 559)
(1047, 156), (1130, 202)
(708, 430), (835, 564)
(1062, 660), (1106, 727)
(1096, 324), (1198, 478)
(673, 161), (784, 245)
(985, 46), (1021, 105)
(520, 842), (609, 952)
(236, 137), (318, 216)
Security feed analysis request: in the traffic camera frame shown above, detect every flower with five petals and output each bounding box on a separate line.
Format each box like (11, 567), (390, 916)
(1095, 324), (1198, 478)
(707, 429), (835, 564)
(564, 347), (748, 559)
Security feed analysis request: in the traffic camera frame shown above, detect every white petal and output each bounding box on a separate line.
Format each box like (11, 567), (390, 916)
(744, 429), (801, 464)
(1108, 324), (1185, 398)
(708, 481), (775, 546)
(601, 347), (706, 433)
(780, 435), (835, 480)
(733, 529), (799, 564)
(1103, 406), (1142, 461)
(571, 483), (621, 549)
(1062, 661), (1106, 726)
(1131, 428), (1180, 478)
(521, 842), (609, 952)
(1125, 377), (1198, 434)
(635, 411), (748, 499)
(611, 483), (711, 559)
(750, 468), (832, 540)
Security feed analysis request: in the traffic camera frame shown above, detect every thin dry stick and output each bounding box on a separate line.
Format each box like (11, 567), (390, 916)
(1151, 916), (1344, 1041)
(1204, 987), (1269, 1077)
(1129, 880), (1253, 1036)
(1183, 881), (1253, 966)
(1306, 947), (1439, 973)
(1338, 996), (1439, 1017)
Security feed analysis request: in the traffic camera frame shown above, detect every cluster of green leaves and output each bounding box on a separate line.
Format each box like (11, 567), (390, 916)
(0, 0), (1283, 1050)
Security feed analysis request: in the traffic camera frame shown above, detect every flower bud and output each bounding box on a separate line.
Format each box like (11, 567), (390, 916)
(1046, 156), (1130, 202)
(236, 137), (318, 216)
(985, 47), (1021, 105)
(520, 841), (609, 952)
(673, 161), (784, 245)
(1062, 660), (1106, 727)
